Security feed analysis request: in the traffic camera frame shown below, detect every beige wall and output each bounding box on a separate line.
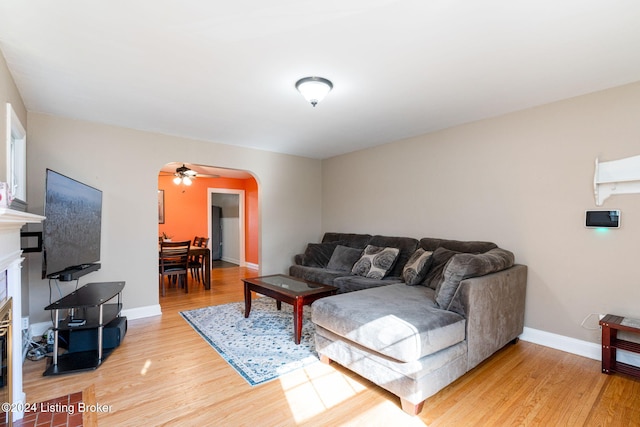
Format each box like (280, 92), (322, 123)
(0, 49), (30, 316)
(0, 51), (28, 173)
(25, 113), (323, 323)
(322, 81), (640, 343)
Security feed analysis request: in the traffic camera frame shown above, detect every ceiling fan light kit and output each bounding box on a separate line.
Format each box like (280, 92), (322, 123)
(173, 164), (196, 185)
(173, 176), (192, 186)
(160, 162), (224, 184)
(295, 76), (333, 107)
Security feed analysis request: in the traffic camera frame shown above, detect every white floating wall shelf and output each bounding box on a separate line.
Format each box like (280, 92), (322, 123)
(594, 154), (640, 206)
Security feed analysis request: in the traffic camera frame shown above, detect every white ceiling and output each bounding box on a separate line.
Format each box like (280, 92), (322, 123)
(1, 1), (639, 160)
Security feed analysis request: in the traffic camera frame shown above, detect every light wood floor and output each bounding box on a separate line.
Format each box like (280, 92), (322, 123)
(22, 266), (640, 426)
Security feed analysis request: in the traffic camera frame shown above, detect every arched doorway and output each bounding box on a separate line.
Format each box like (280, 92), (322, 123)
(158, 162), (259, 278)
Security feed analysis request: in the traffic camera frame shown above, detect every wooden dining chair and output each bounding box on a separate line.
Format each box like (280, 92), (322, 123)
(189, 237), (209, 283)
(159, 240), (191, 296)
(188, 236), (201, 281)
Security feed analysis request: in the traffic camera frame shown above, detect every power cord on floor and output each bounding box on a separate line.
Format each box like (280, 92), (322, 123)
(25, 336), (47, 361)
(25, 328), (68, 361)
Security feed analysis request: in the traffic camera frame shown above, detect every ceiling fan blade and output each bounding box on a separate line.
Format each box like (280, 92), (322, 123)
(159, 162), (228, 179)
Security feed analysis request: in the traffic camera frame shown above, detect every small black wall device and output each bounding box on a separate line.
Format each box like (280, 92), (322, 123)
(585, 210), (621, 228)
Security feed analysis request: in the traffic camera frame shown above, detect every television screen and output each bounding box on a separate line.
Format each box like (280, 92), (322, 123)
(43, 169), (102, 278)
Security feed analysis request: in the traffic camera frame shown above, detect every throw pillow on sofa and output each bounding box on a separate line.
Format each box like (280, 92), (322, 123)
(327, 245), (363, 271)
(302, 242), (343, 267)
(351, 245), (400, 279)
(402, 248), (434, 285)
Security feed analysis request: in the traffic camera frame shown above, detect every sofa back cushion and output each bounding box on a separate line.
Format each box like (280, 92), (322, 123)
(435, 248), (515, 310)
(422, 247), (460, 290)
(368, 235), (419, 278)
(419, 238), (497, 254)
(322, 232), (372, 249)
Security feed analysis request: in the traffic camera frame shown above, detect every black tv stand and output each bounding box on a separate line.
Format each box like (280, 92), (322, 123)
(43, 281), (125, 376)
(55, 263), (101, 281)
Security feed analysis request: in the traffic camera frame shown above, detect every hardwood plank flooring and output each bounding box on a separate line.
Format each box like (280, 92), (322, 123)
(21, 266), (640, 426)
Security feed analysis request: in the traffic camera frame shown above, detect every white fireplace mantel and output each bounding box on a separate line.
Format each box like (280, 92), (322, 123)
(0, 207), (44, 421)
(0, 207), (44, 224)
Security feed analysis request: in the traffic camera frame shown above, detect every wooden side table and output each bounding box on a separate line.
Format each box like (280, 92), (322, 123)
(599, 314), (640, 379)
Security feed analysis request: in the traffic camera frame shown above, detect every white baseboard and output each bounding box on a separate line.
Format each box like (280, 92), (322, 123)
(520, 326), (640, 367)
(122, 304), (162, 320)
(217, 257), (258, 270)
(221, 256), (240, 265)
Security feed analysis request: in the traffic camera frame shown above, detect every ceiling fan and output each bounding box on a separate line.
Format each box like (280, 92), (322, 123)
(159, 163), (220, 185)
(173, 164), (197, 185)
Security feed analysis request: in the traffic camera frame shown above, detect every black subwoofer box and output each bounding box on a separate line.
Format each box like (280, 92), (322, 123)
(65, 316), (127, 353)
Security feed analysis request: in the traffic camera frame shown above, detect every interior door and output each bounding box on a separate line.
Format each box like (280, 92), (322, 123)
(211, 205), (222, 260)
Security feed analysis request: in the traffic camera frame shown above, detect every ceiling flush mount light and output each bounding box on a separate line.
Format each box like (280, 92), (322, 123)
(295, 76), (333, 107)
(173, 164), (196, 185)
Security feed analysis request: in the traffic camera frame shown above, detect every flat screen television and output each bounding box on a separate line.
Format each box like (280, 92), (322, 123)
(42, 169), (103, 279)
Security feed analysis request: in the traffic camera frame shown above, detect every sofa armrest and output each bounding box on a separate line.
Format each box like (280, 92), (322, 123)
(449, 264), (527, 370)
(294, 253), (305, 265)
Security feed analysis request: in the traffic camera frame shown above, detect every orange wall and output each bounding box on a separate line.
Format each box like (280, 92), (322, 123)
(245, 177), (259, 264)
(158, 175), (259, 265)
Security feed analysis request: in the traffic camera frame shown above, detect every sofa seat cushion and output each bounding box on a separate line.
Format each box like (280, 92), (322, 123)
(288, 265), (350, 286)
(332, 275), (402, 293)
(311, 284), (466, 362)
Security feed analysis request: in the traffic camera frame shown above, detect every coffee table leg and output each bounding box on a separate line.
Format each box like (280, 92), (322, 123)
(293, 298), (303, 345)
(276, 300), (282, 311)
(244, 283), (251, 318)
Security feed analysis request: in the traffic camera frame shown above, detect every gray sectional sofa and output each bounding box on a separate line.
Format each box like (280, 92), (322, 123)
(289, 232), (527, 415)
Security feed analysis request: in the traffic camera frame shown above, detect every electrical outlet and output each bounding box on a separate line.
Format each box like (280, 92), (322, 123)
(21, 316), (29, 330)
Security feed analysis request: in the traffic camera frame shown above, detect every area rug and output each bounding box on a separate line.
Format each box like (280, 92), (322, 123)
(180, 298), (319, 386)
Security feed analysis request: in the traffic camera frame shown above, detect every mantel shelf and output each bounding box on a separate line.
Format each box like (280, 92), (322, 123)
(594, 154), (640, 206)
(0, 208), (45, 227)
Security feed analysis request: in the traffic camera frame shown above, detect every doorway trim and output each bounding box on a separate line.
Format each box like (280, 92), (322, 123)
(207, 188), (245, 266)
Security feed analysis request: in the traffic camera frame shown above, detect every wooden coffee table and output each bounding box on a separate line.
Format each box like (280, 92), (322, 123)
(242, 274), (338, 344)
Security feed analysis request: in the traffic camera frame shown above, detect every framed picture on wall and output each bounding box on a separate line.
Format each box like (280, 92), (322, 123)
(158, 190), (165, 224)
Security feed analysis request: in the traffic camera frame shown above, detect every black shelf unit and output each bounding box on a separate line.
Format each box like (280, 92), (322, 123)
(57, 303), (122, 330)
(43, 281), (125, 376)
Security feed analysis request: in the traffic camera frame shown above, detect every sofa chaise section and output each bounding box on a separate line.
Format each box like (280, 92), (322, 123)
(309, 236), (527, 415)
